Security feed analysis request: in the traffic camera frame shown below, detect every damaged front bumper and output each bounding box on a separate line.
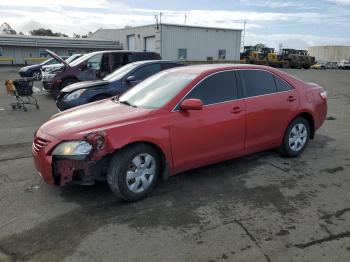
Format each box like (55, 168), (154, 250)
(33, 130), (111, 186)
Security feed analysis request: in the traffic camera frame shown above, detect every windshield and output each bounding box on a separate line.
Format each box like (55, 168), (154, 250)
(69, 53), (96, 67)
(103, 63), (139, 81)
(65, 54), (80, 63)
(119, 71), (198, 109)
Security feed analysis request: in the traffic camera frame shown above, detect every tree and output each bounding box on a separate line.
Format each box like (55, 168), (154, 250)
(254, 43), (266, 52)
(0, 22), (16, 34)
(82, 31), (92, 38)
(30, 28), (68, 37)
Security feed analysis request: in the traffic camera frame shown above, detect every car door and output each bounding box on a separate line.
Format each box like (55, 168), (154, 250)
(122, 63), (161, 90)
(238, 69), (299, 153)
(169, 70), (245, 172)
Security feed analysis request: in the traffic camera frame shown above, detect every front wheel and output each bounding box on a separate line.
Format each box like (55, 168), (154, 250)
(107, 144), (160, 201)
(61, 78), (78, 88)
(279, 117), (310, 157)
(32, 70), (42, 81)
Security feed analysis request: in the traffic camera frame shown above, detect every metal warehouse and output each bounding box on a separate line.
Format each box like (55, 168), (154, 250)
(0, 34), (122, 65)
(90, 23), (242, 61)
(308, 45), (350, 62)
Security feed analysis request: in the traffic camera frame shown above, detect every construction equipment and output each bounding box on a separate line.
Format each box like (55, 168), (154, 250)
(261, 47), (282, 67)
(296, 50), (315, 69)
(241, 46), (281, 67)
(278, 49), (303, 69)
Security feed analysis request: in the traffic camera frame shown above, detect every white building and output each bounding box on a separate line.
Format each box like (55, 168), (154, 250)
(0, 34), (121, 65)
(308, 45), (350, 62)
(90, 24), (242, 61)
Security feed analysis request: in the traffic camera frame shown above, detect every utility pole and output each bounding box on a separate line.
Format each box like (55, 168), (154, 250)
(185, 14), (187, 25)
(241, 20), (246, 51)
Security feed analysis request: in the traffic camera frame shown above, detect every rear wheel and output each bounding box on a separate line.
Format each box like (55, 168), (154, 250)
(107, 144), (160, 201)
(279, 117), (310, 157)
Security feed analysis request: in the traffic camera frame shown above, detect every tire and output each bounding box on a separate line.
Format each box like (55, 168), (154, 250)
(32, 70), (42, 81)
(279, 117), (310, 157)
(90, 94), (110, 102)
(283, 60), (290, 68)
(107, 144), (160, 201)
(61, 78), (78, 88)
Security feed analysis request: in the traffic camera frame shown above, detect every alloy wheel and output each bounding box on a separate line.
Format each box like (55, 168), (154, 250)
(288, 123), (307, 152)
(126, 153), (156, 194)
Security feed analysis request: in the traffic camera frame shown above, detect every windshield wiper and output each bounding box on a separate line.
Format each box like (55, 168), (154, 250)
(118, 100), (137, 108)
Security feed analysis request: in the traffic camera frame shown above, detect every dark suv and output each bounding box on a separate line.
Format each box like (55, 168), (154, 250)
(56, 60), (184, 111)
(45, 50), (161, 96)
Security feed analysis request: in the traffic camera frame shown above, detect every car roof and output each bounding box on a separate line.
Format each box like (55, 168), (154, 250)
(88, 50), (159, 55)
(130, 60), (182, 66)
(166, 64), (276, 75)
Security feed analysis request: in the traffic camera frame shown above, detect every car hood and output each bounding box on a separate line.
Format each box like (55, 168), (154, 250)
(40, 99), (153, 140)
(19, 65), (39, 72)
(61, 80), (110, 93)
(46, 49), (70, 68)
(42, 64), (63, 71)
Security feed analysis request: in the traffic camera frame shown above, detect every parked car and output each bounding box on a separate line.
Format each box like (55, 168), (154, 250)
(18, 56), (69, 80)
(41, 53), (83, 74)
(56, 60), (185, 111)
(311, 63), (326, 70)
(326, 62), (338, 69)
(338, 60), (350, 69)
(33, 64), (327, 201)
(45, 50), (161, 97)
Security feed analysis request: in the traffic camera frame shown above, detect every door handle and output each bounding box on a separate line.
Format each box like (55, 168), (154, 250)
(287, 95), (296, 102)
(231, 107), (243, 114)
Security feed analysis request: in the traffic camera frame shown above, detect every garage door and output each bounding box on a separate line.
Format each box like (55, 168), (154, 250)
(127, 35), (136, 50)
(144, 36), (156, 52)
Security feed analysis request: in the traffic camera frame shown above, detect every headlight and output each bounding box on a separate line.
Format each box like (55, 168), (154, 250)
(52, 141), (92, 159)
(65, 89), (86, 101)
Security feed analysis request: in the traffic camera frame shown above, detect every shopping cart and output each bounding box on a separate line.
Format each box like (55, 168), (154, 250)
(5, 79), (39, 111)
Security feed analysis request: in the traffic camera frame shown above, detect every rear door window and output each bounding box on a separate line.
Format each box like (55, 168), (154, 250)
(274, 76), (293, 92)
(239, 70), (276, 97)
(185, 71), (238, 105)
(131, 64), (161, 81)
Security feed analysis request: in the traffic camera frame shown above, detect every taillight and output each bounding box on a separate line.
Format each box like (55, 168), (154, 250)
(320, 90), (327, 100)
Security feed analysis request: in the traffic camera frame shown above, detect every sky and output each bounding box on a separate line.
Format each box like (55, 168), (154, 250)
(0, 0), (349, 49)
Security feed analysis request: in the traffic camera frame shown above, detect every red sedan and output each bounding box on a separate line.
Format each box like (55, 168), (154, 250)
(33, 64), (327, 201)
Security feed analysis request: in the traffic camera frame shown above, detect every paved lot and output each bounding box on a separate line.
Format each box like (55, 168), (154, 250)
(0, 66), (349, 262)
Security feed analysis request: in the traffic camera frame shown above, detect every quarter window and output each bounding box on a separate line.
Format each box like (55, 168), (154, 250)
(274, 76), (293, 92)
(0, 47), (3, 56)
(240, 70), (276, 97)
(86, 53), (103, 70)
(185, 71), (238, 105)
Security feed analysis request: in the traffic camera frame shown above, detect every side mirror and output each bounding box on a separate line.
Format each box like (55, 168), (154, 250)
(125, 75), (136, 83)
(179, 99), (203, 111)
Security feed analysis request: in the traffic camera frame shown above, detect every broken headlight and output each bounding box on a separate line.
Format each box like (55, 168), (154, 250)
(52, 141), (92, 159)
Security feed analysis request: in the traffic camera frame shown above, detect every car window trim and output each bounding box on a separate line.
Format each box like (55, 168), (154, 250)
(172, 68), (295, 112)
(172, 69), (240, 112)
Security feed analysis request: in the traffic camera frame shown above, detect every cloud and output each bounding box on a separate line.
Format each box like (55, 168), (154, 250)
(0, 0), (348, 49)
(327, 0), (350, 5)
(0, 0), (112, 9)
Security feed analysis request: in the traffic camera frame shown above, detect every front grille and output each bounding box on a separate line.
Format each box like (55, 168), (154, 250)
(32, 137), (49, 154)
